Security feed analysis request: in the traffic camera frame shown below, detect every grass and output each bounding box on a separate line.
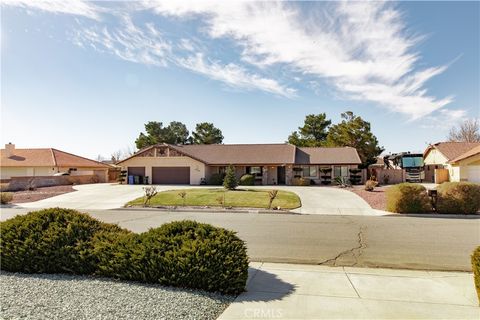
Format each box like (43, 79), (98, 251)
(127, 188), (301, 209)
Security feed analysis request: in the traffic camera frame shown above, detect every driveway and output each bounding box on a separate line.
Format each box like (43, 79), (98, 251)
(16, 183), (378, 215)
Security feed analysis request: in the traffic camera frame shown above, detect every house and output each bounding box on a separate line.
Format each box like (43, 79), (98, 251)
(423, 142), (480, 183)
(0, 143), (111, 183)
(116, 143), (362, 185)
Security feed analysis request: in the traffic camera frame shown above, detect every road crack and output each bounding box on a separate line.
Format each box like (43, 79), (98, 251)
(318, 226), (367, 267)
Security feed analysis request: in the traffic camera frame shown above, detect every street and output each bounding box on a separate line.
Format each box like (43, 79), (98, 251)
(2, 208), (478, 272)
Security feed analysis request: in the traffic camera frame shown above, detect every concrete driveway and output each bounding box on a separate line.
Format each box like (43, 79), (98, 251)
(16, 183), (378, 215)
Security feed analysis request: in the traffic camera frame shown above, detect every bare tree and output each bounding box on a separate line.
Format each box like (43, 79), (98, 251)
(448, 119), (480, 142)
(111, 145), (137, 163)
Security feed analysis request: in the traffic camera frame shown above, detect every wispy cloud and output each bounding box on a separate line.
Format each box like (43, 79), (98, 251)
(3, 0), (101, 20)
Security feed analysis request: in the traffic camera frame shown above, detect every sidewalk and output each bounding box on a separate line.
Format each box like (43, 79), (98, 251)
(219, 263), (479, 319)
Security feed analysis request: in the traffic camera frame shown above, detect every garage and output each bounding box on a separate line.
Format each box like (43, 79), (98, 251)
(127, 167), (145, 177)
(152, 167), (190, 184)
(466, 165), (480, 183)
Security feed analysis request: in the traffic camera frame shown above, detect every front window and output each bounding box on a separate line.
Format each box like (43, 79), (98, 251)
(402, 157), (423, 168)
(218, 166), (227, 174)
(334, 166), (348, 178)
(247, 166), (262, 177)
(302, 166), (317, 178)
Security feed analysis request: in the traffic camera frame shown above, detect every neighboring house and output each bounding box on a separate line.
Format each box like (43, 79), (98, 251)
(116, 143), (362, 185)
(0, 143), (111, 182)
(423, 142), (480, 183)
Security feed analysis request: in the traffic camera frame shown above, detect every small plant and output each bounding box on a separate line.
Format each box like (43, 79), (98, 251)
(472, 246), (480, 304)
(26, 178), (36, 191)
(208, 173), (225, 185)
(223, 165), (238, 190)
(0, 192), (13, 204)
(0, 183), (10, 192)
(117, 170), (127, 184)
(178, 191), (187, 206)
(268, 190), (278, 209)
(292, 177), (310, 186)
(364, 179), (378, 191)
(143, 186), (158, 207)
(334, 176), (351, 188)
(239, 174), (255, 186)
(319, 167), (332, 185)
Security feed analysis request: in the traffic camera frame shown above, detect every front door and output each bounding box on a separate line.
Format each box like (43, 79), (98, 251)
(277, 166), (286, 185)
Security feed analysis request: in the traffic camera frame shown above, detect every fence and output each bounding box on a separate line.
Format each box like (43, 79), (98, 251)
(5, 175), (98, 191)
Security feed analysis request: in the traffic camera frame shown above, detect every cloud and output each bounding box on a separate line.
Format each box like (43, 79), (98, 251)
(145, 0), (455, 119)
(2, 0), (101, 20)
(178, 53), (296, 97)
(420, 108), (468, 129)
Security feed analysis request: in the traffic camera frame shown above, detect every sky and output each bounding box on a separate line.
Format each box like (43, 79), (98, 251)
(1, 0), (479, 160)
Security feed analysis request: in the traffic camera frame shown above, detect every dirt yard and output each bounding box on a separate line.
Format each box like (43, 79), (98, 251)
(11, 186), (76, 203)
(349, 185), (390, 211)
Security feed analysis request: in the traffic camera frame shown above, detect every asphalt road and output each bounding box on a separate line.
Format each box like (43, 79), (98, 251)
(1, 208), (479, 272)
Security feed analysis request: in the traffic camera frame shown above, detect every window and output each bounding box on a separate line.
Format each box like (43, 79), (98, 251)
(302, 166), (317, 178)
(249, 166), (262, 176)
(334, 166), (348, 178)
(218, 166), (227, 174)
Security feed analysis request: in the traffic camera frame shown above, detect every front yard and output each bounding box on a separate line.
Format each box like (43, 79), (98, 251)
(127, 188), (301, 209)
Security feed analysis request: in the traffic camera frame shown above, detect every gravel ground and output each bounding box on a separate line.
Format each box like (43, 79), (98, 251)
(0, 272), (235, 320)
(11, 186), (75, 203)
(348, 185), (390, 210)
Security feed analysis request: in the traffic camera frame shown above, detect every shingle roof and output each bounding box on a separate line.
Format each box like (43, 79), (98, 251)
(119, 143), (362, 165)
(0, 148), (111, 168)
(295, 147), (362, 165)
(425, 142), (480, 161)
(450, 145), (480, 163)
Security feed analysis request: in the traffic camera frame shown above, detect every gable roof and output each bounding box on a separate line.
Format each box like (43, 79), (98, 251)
(0, 148), (111, 168)
(424, 142), (480, 161)
(295, 147), (362, 164)
(118, 143), (362, 165)
(450, 145), (480, 163)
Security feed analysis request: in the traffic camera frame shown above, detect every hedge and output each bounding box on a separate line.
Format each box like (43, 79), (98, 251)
(0, 208), (249, 294)
(386, 183), (431, 213)
(436, 182), (480, 214)
(1, 192), (13, 204)
(239, 174), (255, 186)
(472, 246), (480, 305)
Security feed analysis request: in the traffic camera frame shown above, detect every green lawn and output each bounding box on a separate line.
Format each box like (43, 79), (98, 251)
(128, 188), (301, 209)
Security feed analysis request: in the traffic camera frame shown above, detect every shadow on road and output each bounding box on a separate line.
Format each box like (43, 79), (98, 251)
(240, 268), (296, 302)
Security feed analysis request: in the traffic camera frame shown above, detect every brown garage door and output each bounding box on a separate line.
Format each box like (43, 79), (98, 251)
(152, 167), (190, 184)
(128, 167), (145, 177)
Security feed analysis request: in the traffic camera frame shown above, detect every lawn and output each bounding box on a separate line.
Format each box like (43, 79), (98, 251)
(127, 188), (301, 209)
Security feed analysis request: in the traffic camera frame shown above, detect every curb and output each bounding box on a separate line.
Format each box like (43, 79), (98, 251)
(119, 206), (298, 215)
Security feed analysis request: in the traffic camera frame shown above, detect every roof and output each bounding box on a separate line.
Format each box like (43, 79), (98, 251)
(118, 143), (362, 165)
(450, 145), (480, 163)
(424, 142), (480, 161)
(0, 148), (111, 168)
(295, 147), (361, 165)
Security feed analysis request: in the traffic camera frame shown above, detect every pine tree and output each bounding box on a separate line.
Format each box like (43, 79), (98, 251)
(223, 165), (238, 190)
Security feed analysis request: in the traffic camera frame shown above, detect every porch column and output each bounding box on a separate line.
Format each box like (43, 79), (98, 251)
(285, 165), (293, 185)
(262, 166), (268, 185)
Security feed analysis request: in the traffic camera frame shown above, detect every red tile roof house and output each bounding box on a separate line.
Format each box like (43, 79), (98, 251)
(117, 143), (362, 185)
(0, 143), (111, 187)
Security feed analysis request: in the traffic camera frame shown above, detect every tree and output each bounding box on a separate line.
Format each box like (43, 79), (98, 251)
(135, 121), (189, 149)
(447, 119), (480, 142)
(287, 113), (331, 147)
(191, 122), (224, 144)
(326, 111), (384, 167)
(223, 165), (238, 190)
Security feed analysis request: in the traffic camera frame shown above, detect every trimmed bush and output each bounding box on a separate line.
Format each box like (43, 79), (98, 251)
(364, 179), (377, 191)
(472, 246), (480, 305)
(0, 183), (10, 192)
(292, 177), (310, 186)
(436, 182), (480, 214)
(386, 183), (431, 213)
(223, 165), (238, 190)
(0, 208), (124, 274)
(239, 174), (255, 186)
(1, 192), (13, 204)
(208, 173), (225, 185)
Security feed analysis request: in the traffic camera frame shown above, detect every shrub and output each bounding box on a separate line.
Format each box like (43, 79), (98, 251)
(93, 220), (249, 294)
(292, 177), (310, 186)
(386, 183), (431, 213)
(472, 246), (480, 305)
(208, 173), (225, 185)
(0, 183), (10, 192)
(223, 165), (238, 190)
(436, 182), (480, 214)
(364, 179), (377, 191)
(239, 174), (255, 186)
(0, 208), (124, 274)
(0, 192), (13, 204)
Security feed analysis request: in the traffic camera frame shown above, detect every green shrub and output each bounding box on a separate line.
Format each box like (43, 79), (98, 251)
(472, 246), (480, 305)
(1, 192), (13, 204)
(386, 183), (431, 213)
(292, 177), (310, 186)
(0, 208), (124, 274)
(436, 182), (480, 214)
(223, 165), (238, 190)
(364, 179), (377, 191)
(239, 174), (255, 186)
(208, 173), (225, 185)
(94, 220), (249, 294)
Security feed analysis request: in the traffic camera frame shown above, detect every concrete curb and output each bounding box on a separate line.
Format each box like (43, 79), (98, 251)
(119, 206), (299, 215)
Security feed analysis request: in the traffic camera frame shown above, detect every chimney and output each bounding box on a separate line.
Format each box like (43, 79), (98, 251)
(5, 143), (15, 157)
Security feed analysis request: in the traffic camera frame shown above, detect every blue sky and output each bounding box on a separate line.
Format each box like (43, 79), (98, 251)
(1, 1), (479, 159)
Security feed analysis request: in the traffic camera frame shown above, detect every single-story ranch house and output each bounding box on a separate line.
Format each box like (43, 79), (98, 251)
(423, 142), (480, 183)
(117, 143), (362, 185)
(0, 143), (111, 183)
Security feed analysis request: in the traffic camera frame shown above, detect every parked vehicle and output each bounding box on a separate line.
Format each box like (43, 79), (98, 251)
(384, 152), (425, 182)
